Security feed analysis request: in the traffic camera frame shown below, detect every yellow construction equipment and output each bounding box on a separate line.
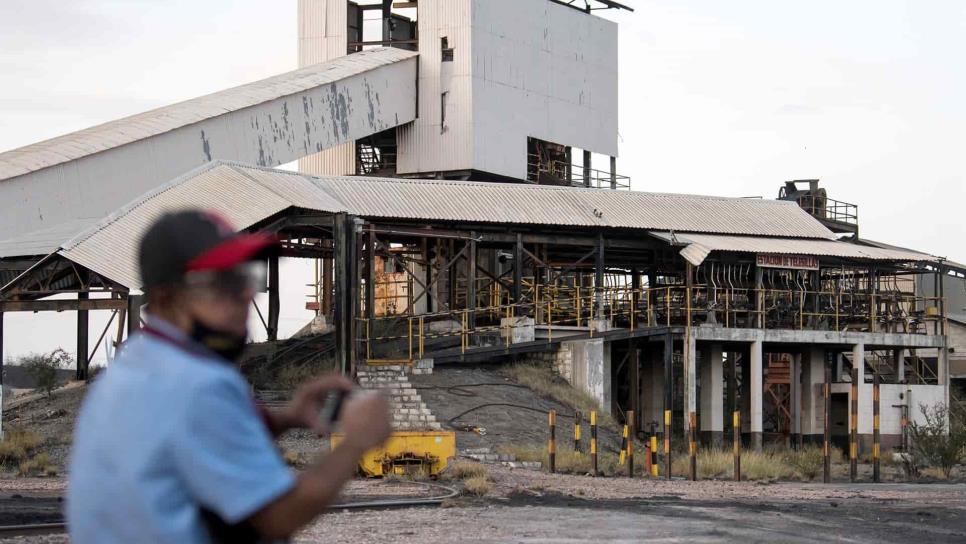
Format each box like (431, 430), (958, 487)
(331, 431), (456, 478)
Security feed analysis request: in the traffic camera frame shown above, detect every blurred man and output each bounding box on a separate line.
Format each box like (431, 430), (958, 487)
(67, 210), (390, 543)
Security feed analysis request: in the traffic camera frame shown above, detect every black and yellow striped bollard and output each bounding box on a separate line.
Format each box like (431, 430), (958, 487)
(850, 368), (858, 483)
(650, 435), (659, 477)
(590, 410), (598, 477)
(548, 409), (556, 474)
(627, 410), (635, 477)
(619, 424), (628, 466)
(689, 411), (697, 481)
(873, 372), (881, 483)
(574, 411), (582, 453)
(733, 410), (741, 481)
(664, 409), (671, 480)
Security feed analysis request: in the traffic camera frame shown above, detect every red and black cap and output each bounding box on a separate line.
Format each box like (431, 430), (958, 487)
(138, 210), (278, 290)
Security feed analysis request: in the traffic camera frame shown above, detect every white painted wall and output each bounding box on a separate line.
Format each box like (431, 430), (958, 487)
(396, 0), (475, 175)
(470, 0), (619, 180)
(831, 382), (945, 435)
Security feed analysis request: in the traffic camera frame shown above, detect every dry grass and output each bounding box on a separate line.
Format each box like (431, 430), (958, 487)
(447, 460), (489, 481)
(501, 363), (617, 428)
(0, 428), (44, 469)
(17, 453), (56, 477)
(920, 467), (950, 480)
(495, 443), (647, 477)
(463, 475), (492, 496)
(668, 445), (844, 481)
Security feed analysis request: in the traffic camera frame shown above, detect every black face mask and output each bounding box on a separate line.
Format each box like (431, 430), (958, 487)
(189, 320), (248, 363)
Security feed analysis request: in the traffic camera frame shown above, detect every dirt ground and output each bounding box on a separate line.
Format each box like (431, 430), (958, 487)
(299, 465), (966, 543)
(411, 364), (624, 454)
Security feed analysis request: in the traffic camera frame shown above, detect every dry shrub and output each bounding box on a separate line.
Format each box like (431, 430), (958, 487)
(0, 428), (44, 469)
(18, 453), (55, 477)
(920, 466), (949, 480)
(448, 460), (489, 481)
(697, 449), (732, 479)
(785, 445), (825, 481)
(463, 475), (491, 496)
(741, 450), (790, 480)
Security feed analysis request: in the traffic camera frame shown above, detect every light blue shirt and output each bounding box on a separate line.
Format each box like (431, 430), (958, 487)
(66, 317), (295, 543)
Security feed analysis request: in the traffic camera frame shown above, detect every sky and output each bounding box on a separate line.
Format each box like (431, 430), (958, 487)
(1, 0), (964, 365)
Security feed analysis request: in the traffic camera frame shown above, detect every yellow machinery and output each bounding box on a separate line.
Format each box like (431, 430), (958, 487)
(331, 431), (456, 478)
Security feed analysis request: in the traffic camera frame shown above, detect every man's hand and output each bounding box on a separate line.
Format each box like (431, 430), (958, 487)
(279, 374), (354, 435)
(338, 392), (392, 454)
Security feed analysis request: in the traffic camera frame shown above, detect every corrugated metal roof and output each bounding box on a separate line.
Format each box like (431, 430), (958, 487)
(9, 161), (906, 290)
(0, 219), (97, 259)
(0, 48), (418, 181)
(298, 174), (834, 239)
(60, 163), (344, 289)
(648, 231), (937, 266)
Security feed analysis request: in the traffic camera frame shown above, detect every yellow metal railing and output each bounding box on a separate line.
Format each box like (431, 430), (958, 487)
(357, 283), (942, 362)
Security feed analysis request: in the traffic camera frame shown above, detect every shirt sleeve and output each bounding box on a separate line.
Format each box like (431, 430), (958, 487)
(172, 374), (296, 524)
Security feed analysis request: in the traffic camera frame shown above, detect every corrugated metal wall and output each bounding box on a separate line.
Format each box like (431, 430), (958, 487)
(471, 0), (619, 180)
(397, 0), (475, 175)
(298, 0), (355, 176)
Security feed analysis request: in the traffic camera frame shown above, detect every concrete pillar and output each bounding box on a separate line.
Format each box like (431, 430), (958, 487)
(643, 347), (665, 434)
(791, 352), (802, 447)
(853, 342), (868, 453)
(750, 340), (763, 450)
(801, 347), (825, 440)
(700, 343), (724, 447)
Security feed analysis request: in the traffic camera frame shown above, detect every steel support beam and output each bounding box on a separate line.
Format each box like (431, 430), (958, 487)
(77, 292), (89, 380)
(0, 298), (127, 312)
(468, 233), (477, 329)
(334, 213), (349, 374)
(267, 255), (280, 342)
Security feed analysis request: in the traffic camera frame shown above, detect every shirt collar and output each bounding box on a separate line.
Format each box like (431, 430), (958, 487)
(141, 313), (190, 343)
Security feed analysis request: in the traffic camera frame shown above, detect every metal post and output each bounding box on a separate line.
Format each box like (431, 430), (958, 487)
(267, 255), (280, 342)
(627, 409), (635, 477)
(823, 355), (832, 483)
(513, 234), (523, 305)
(583, 149), (592, 188)
(423, 238), (433, 313)
(590, 410), (598, 476)
(733, 410), (741, 481)
(850, 367), (858, 483)
(447, 239), (457, 311)
(689, 411), (697, 481)
(0, 311), (4, 439)
(595, 233), (604, 319)
(873, 371), (881, 483)
(365, 226), (376, 324)
(650, 435), (659, 476)
(620, 424), (628, 466)
(548, 409), (556, 473)
(322, 246), (333, 317)
(333, 213), (349, 375)
(574, 411), (582, 453)
(77, 292), (89, 381)
(468, 232), (477, 329)
(609, 156), (617, 189)
(664, 332), (673, 480)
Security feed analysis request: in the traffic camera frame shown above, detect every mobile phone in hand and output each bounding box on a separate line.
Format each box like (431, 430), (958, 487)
(318, 390), (348, 430)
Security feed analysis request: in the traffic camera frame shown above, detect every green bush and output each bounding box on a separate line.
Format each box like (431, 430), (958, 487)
(20, 348), (71, 396)
(910, 403), (966, 479)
